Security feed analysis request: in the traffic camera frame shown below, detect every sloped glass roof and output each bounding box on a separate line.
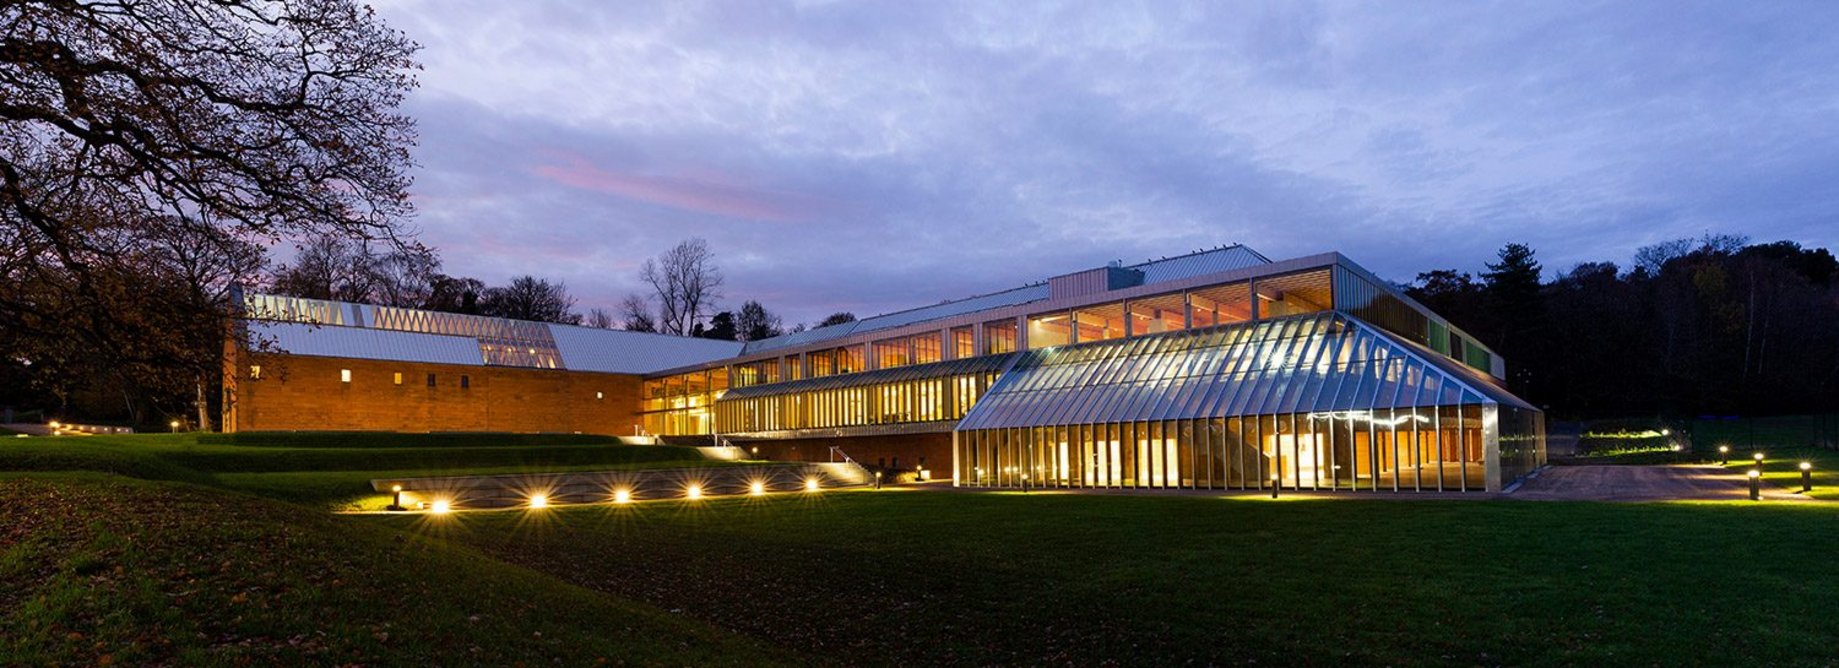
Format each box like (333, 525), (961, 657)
(956, 311), (1533, 431)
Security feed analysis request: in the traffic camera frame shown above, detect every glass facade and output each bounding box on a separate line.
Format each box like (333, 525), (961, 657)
(983, 319), (1018, 355)
(715, 354), (1013, 434)
(642, 367), (730, 436)
(956, 312), (1542, 492)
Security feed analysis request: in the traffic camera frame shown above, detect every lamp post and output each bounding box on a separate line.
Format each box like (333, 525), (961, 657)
(1719, 445), (1730, 465)
(1801, 462), (1813, 492)
(1748, 469), (1761, 501)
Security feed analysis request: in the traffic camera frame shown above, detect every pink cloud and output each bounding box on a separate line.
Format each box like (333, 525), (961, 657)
(532, 154), (820, 222)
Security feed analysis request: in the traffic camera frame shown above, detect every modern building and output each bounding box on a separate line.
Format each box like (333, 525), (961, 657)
(224, 245), (1546, 492)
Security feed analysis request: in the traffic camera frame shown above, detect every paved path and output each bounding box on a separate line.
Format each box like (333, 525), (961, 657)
(1510, 464), (1808, 501)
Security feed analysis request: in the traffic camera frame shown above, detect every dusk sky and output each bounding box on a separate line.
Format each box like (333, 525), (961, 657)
(373, 1), (1838, 326)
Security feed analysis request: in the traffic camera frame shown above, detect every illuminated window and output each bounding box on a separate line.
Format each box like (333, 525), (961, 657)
(393, 372), (403, 385)
(1073, 302), (1126, 343)
(595, 391), (604, 400)
(249, 365), (262, 380)
(1127, 293), (1187, 335)
(426, 373), (436, 387)
(983, 319), (1017, 354)
(951, 326), (975, 359)
(1026, 312), (1071, 348)
(339, 369), (351, 383)
(460, 375), (470, 389)
(1188, 282), (1253, 327)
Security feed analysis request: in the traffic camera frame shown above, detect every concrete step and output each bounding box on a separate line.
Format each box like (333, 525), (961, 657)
(811, 461), (873, 486)
(696, 445), (746, 461)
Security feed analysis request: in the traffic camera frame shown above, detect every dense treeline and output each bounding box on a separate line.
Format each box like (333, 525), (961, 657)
(1411, 236), (1839, 419)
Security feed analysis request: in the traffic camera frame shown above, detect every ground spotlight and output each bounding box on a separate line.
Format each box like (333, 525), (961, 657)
(430, 499), (451, 514)
(613, 488), (632, 504)
(750, 480), (766, 496)
(686, 484), (703, 500)
(805, 477), (821, 492)
(529, 493), (549, 509)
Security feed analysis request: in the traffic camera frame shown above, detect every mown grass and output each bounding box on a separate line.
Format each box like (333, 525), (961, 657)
(0, 474), (790, 666)
(377, 490), (1839, 667)
(0, 433), (730, 508)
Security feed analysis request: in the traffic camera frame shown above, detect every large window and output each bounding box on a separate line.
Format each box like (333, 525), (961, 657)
(1027, 312), (1072, 348)
(1188, 282), (1252, 328)
(733, 359), (779, 388)
(714, 360), (1007, 434)
(951, 326), (975, 359)
(1255, 269), (1332, 318)
(1073, 302), (1126, 343)
(873, 337), (911, 369)
(641, 367), (729, 436)
(983, 319), (1017, 354)
(1127, 293), (1187, 335)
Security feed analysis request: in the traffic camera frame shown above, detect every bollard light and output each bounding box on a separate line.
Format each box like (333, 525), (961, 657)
(1802, 462), (1813, 492)
(389, 484), (404, 511)
(169, 419), (180, 432)
(1021, 473), (1029, 493)
(1749, 469), (1761, 501)
(1719, 445), (1730, 464)
(1754, 452), (1765, 465)
(1271, 474), (1280, 499)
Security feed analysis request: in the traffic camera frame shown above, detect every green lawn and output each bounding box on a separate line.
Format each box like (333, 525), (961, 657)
(373, 491), (1839, 666)
(0, 433), (738, 509)
(0, 474), (788, 666)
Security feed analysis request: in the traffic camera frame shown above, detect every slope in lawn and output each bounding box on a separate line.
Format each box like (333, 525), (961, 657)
(0, 474), (794, 666)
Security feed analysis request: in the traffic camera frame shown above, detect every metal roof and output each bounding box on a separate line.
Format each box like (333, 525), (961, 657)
(248, 321), (485, 366)
(548, 324), (743, 374)
(955, 311), (1534, 432)
(740, 245), (1272, 355)
(718, 353), (1019, 401)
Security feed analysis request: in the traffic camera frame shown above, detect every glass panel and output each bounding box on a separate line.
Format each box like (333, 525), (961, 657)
(1188, 282), (1253, 327)
(1073, 302), (1127, 343)
(1027, 311), (1072, 348)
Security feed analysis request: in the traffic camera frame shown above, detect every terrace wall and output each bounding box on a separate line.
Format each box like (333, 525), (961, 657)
(223, 352), (643, 436)
(741, 432), (952, 474)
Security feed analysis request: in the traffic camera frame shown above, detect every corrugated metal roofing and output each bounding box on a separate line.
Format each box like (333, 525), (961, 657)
(718, 353), (1019, 400)
(740, 245), (1272, 355)
(1130, 244), (1272, 285)
(955, 311), (1534, 431)
(549, 324), (743, 374)
(249, 321), (484, 366)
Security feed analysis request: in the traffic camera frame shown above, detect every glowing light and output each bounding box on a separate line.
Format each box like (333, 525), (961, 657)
(391, 484), (403, 493)
(528, 493), (549, 509)
(1719, 445), (1730, 453)
(169, 420), (180, 429)
(1802, 462), (1813, 471)
(750, 481), (766, 495)
(430, 499), (451, 514)
(686, 485), (703, 500)
(1754, 452), (1766, 462)
(805, 478), (821, 492)
(48, 421), (60, 429)
(613, 488), (631, 504)
(1748, 469), (1761, 479)
(1661, 428), (1671, 436)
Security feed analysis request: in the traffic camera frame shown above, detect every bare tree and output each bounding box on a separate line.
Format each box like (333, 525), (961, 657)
(619, 293), (657, 332)
(818, 312), (858, 328)
(0, 0), (419, 426)
(479, 276), (580, 324)
(639, 238), (723, 336)
(585, 308), (616, 329)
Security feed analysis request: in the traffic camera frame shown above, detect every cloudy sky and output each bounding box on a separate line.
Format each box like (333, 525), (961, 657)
(374, 0), (1839, 326)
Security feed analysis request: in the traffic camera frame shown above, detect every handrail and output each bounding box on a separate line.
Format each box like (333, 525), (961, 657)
(828, 446), (874, 484)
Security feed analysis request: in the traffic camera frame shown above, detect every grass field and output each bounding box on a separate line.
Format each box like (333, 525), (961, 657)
(0, 433), (728, 509)
(10, 432), (1839, 665)
(371, 491), (1839, 666)
(0, 474), (787, 666)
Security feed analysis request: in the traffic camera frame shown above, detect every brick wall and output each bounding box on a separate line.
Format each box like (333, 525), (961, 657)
(224, 352), (643, 435)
